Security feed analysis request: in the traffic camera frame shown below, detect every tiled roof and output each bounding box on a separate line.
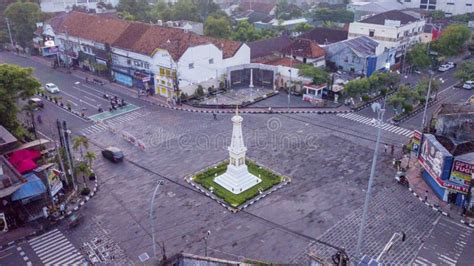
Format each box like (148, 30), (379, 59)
(256, 57), (301, 67)
(248, 35), (292, 59)
(299, 27), (348, 45)
(344, 36), (378, 57)
(240, 1), (276, 14)
(359, 10), (420, 26)
(280, 38), (325, 59)
(50, 12), (242, 61)
(55, 12), (129, 44)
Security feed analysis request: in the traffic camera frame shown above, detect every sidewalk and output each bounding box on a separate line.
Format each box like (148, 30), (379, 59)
(29, 55), (351, 114)
(403, 157), (474, 228)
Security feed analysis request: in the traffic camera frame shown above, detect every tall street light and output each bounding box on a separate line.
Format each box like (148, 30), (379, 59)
(420, 70), (434, 131)
(355, 99), (385, 258)
(150, 180), (165, 259)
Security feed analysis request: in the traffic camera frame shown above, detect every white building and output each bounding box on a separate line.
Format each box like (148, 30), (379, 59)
(348, 10), (425, 62)
(47, 12), (250, 98)
(399, 0), (474, 16)
(348, 0), (405, 21)
(39, 0), (119, 13)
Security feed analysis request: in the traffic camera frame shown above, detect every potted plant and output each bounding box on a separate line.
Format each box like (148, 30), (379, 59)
(66, 102), (72, 111)
(81, 187), (91, 196)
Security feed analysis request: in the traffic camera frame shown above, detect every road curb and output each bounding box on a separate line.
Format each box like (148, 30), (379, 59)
(36, 93), (91, 122)
(407, 187), (474, 228)
(0, 177), (99, 251)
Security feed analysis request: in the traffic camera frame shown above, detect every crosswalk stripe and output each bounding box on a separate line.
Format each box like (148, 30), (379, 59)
(41, 245), (77, 264)
(29, 230), (62, 246)
(414, 256), (432, 264)
(413, 259), (428, 266)
(32, 235), (68, 253)
(337, 113), (411, 137)
(35, 237), (70, 256)
(28, 229), (59, 243)
(46, 251), (83, 265)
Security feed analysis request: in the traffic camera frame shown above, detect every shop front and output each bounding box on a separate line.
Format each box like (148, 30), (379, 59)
(448, 153), (474, 207)
(112, 69), (133, 87)
(302, 83), (327, 104)
(418, 134), (454, 202)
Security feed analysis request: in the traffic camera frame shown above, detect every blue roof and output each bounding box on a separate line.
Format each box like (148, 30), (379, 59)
(11, 173), (47, 201)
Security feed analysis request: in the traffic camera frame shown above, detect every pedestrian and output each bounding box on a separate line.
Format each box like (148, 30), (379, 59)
(37, 115), (42, 124)
(384, 144), (388, 153)
(59, 203), (65, 216)
(390, 144), (394, 156)
(213, 111), (217, 120)
(424, 190), (429, 201)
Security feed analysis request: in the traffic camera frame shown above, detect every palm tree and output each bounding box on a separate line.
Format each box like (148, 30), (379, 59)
(75, 161), (90, 189)
(84, 151), (96, 167)
(72, 136), (89, 160)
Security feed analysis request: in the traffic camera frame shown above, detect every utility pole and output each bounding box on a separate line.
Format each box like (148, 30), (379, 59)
(61, 120), (76, 191)
(420, 71), (434, 131)
(355, 99), (386, 258)
(5, 18), (14, 49)
(150, 180), (164, 259)
(204, 230), (211, 257)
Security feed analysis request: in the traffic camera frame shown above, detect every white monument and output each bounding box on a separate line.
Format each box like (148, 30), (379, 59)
(214, 108), (261, 194)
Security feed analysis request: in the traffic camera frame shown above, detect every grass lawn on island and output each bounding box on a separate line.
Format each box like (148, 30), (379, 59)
(193, 160), (283, 207)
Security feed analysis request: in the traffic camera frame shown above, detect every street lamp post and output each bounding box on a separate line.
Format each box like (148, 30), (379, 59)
(420, 70), (434, 131)
(204, 230), (211, 257)
(150, 180), (165, 259)
(355, 100), (386, 258)
(288, 69), (292, 111)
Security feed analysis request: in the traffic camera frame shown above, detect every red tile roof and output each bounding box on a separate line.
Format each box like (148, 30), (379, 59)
(51, 12), (242, 61)
(280, 38), (325, 59)
(240, 1), (276, 14)
(256, 57), (301, 67)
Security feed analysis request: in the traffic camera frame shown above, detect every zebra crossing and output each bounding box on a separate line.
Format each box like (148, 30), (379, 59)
(81, 110), (147, 136)
(28, 228), (84, 265)
(412, 217), (473, 266)
(337, 113), (413, 137)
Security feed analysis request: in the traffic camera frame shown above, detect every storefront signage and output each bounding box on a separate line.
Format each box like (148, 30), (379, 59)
(418, 134), (453, 181)
(412, 130), (422, 155)
(114, 71), (133, 87)
(42, 46), (59, 56)
(47, 168), (63, 197)
(450, 160), (473, 186)
(444, 181), (469, 194)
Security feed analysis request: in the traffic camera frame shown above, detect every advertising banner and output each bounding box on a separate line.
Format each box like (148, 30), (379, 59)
(418, 134), (453, 181)
(47, 168), (63, 197)
(450, 160), (473, 186)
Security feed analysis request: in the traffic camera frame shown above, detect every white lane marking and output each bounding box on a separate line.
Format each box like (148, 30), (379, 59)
(67, 100), (78, 106)
(73, 85), (109, 103)
(60, 90), (97, 109)
(28, 229), (59, 243)
(84, 96), (97, 102)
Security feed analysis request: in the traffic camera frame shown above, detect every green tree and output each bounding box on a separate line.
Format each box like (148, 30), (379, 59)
(204, 15), (231, 39)
(195, 0), (220, 21)
(4, 1), (41, 48)
(297, 64), (329, 85)
(429, 10), (445, 20)
(407, 43), (431, 70)
(454, 59), (474, 82)
(275, 0), (289, 19)
(117, 0), (150, 21)
(432, 24), (471, 56)
(75, 161), (90, 188)
(147, 0), (172, 22)
(72, 136), (89, 160)
(231, 20), (276, 42)
(84, 151), (96, 167)
(172, 0), (199, 21)
(0, 64), (40, 137)
(313, 8), (354, 23)
(294, 23), (313, 33)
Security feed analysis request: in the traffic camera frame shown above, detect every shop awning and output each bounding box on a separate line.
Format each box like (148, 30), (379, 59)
(11, 173), (46, 201)
(0, 183), (23, 199)
(8, 149), (41, 165)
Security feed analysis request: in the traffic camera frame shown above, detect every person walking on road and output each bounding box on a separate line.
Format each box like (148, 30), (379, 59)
(212, 111), (217, 120)
(390, 144), (395, 156)
(384, 144), (388, 153)
(37, 114), (42, 124)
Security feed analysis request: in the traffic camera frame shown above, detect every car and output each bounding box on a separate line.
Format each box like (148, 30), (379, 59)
(438, 64), (450, 72)
(446, 62), (456, 68)
(44, 83), (60, 93)
(101, 146), (124, 162)
(28, 97), (44, 109)
(463, 80), (474, 90)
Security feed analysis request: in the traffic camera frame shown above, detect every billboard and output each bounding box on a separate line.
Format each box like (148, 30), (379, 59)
(450, 159), (473, 186)
(47, 168), (63, 197)
(418, 134), (453, 181)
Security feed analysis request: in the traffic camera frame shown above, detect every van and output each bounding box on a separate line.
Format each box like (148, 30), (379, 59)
(463, 80), (474, 90)
(28, 98), (44, 109)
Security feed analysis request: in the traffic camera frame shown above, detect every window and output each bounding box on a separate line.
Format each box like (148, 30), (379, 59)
(165, 69), (171, 77)
(111, 55), (118, 63)
(144, 63), (150, 69)
(369, 29), (375, 37)
(209, 58), (214, 64)
(127, 59), (131, 65)
(447, 2), (454, 5)
(159, 68), (165, 76)
(238, 158), (244, 166)
(188, 63), (194, 69)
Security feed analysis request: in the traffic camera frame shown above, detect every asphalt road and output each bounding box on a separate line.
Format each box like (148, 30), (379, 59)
(1, 53), (473, 265)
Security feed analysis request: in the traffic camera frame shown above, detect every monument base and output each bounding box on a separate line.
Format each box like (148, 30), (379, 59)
(214, 165), (261, 194)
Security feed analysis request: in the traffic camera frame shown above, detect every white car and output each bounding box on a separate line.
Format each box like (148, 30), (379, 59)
(446, 62), (456, 69)
(45, 83), (60, 93)
(438, 64), (450, 72)
(463, 80), (474, 90)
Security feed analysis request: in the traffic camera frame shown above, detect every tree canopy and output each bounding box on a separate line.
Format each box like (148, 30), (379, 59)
(204, 14), (231, 39)
(407, 43), (431, 70)
(231, 20), (276, 42)
(0, 64), (40, 137)
(297, 64), (329, 85)
(432, 24), (471, 56)
(454, 59), (474, 82)
(312, 8), (354, 23)
(4, 1), (42, 48)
